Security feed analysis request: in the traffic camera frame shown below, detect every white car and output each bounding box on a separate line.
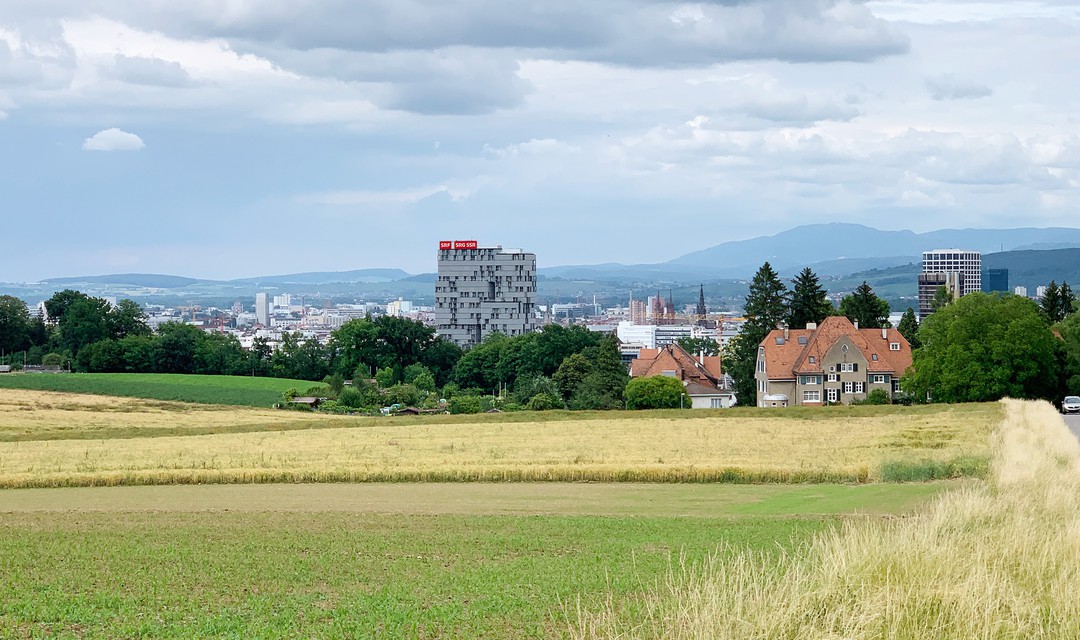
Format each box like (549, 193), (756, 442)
(1063, 396), (1080, 414)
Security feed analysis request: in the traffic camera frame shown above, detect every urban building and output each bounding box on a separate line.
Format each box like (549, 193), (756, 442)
(1037, 285), (1048, 300)
(918, 249), (981, 318)
(255, 292), (270, 327)
(755, 316), (913, 407)
(434, 240), (536, 349)
(981, 268), (1009, 293)
(1015, 286), (1029, 297)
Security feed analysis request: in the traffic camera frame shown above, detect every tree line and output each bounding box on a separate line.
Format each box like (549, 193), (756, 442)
(0, 289), (645, 412)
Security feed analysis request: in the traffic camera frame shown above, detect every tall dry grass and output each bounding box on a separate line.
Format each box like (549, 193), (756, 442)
(574, 399), (1080, 639)
(0, 391), (995, 488)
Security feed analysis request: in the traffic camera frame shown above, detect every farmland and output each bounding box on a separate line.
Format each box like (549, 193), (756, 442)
(0, 387), (1019, 637)
(0, 372), (313, 407)
(0, 390), (998, 488)
(578, 400), (1080, 638)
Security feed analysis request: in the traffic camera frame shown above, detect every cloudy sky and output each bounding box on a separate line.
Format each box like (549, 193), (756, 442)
(2, 1), (1078, 281)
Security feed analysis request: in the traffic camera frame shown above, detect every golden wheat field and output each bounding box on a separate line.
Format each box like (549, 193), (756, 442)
(575, 399), (1080, 639)
(0, 389), (998, 488)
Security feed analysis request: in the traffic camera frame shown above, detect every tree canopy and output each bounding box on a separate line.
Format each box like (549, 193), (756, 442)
(839, 281), (890, 329)
(1040, 281), (1075, 324)
(624, 376), (689, 410)
(727, 262), (788, 406)
(787, 267), (833, 330)
(897, 307), (920, 350)
(902, 293), (1060, 403)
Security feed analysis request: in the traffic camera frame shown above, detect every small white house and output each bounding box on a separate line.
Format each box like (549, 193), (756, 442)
(685, 382), (737, 409)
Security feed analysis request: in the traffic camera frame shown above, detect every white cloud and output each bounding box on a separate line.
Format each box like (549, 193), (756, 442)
(82, 127), (144, 151)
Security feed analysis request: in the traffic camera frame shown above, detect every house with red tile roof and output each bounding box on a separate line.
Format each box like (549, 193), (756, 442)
(630, 342), (736, 408)
(754, 316), (913, 407)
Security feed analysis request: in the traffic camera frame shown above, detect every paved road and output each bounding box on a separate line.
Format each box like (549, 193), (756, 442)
(1066, 414), (1080, 443)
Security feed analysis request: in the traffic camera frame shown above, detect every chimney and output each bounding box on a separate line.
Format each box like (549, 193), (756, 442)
(699, 351), (705, 365)
(783, 327), (789, 340)
(854, 320), (859, 330)
(806, 322), (817, 330)
(882, 327), (888, 340)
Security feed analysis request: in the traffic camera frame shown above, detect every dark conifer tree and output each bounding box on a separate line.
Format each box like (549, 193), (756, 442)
(787, 267), (833, 330)
(839, 281), (890, 329)
(897, 307), (920, 350)
(727, 262), (788, 406)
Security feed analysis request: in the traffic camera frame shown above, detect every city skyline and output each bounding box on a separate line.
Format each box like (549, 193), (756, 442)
(3, 2), (1079, 281)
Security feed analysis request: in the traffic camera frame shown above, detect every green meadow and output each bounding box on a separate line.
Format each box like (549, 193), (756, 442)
(0, 373), (312, 407)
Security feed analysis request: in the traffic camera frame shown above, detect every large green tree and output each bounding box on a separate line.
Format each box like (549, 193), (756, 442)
(728, 262), (788, 406)
(0, 295), (32, 355)
(903, 293), (1060, 402)
(1040, 281), (1063, 323)
(676, 336), (720, 357)
(1059, 309), (1080, 394)
(787, 267), (833, 330)
(839, 281), (890, 329)
(1041, 281), (1074, 324)
(897, 307), (921, 350)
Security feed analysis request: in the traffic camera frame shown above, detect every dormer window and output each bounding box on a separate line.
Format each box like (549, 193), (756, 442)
(889, 342), (901, 351)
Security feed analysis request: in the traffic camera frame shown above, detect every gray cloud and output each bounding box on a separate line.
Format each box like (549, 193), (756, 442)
(925, 74), (993, 100)
(108, 55), (193, 88)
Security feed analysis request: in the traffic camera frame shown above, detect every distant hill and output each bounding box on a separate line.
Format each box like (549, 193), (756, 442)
(827, 247), (1080, 303)
(984, 249), (1080, 290)
(42, 274), (204, 288)
(668, 223), (1080, 272)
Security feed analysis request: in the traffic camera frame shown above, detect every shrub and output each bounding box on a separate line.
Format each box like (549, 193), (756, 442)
(449, 395), (483, 414)
(525, 393), (562, 411)
(624, 376), (689, 410)
(337, 387), (364, 409)
(42, 353), (65, 367)
(322, 374), (345, 397)
(854, 388), (891, 405)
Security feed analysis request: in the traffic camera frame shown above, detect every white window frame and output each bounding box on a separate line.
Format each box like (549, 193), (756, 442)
(843, 381), (854, 394)
(872, 375), (886, 384)
(827, 388), (838, 402)
(890, 342), (901, 351)
(839, 363), (855, 373)
(711, 398), (723, 408)
(800, 375), (820, 385)
(803, 390), (821, 403)
(854, 382), (865, 393)
(827, 373), (838, 383)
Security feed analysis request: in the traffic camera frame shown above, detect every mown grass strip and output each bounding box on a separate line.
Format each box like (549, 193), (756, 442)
(0, 373), (314, 407)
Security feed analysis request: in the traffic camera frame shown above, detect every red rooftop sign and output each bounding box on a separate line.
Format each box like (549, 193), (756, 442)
(440, 240), (478, 250)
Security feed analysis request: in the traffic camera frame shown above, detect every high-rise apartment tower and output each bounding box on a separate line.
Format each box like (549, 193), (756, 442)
(255, 292), (270, 327)
(435, 240), (536, 349)
(918, 249), (981, 318)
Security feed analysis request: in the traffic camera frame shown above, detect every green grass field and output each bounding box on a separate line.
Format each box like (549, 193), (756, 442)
(0, 373), (314, 407)
(0, 479), (951, 639)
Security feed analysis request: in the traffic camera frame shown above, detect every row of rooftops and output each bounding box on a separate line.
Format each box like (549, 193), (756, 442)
(759, 316), (913, 379)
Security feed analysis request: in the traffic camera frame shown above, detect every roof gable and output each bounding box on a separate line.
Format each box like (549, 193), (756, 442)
(762, 316), (914, 378)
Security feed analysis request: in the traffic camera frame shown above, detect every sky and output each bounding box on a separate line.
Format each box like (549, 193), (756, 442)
(1, 0), (1079, 281)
